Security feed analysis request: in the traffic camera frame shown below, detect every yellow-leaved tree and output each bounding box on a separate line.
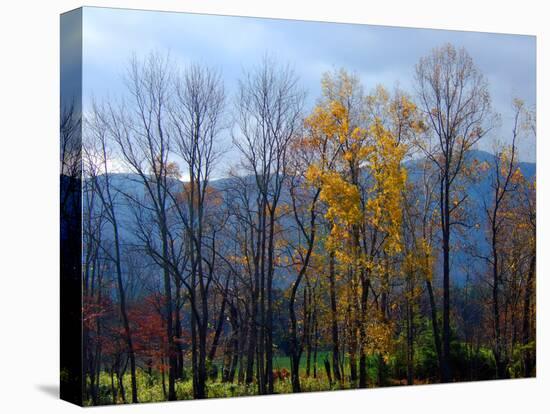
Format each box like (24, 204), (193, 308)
(303, 69), (422, 388)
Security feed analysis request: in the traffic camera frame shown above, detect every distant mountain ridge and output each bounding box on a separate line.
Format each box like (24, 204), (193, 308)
(84, 149), (535, 290)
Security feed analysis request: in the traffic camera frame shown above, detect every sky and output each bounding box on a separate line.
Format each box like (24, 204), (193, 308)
(76, 6), (536, 175)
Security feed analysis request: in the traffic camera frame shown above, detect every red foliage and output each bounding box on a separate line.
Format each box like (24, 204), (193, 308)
(272, 368), (290, 382)
(83, 294), (112, 331)
(127, 294), (169, 371)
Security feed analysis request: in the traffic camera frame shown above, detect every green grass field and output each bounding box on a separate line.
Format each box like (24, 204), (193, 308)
(89, 368), (335, 405)
(272, 351), (328, 371)
(87, 351), (391, 405)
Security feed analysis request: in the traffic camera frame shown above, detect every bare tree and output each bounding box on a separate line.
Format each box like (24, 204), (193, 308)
(415, 44), (493, 381)
(402, 158), (439, 385)
(85, 108), (140, 402)
(100, 52), (179, 400)
(484, 100), (523, 378)
(233, 56), (304, 394)
(81, 143), (106, 405)
(168, 63), (226, 399)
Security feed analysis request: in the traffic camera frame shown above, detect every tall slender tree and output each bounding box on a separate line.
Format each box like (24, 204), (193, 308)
(234, 56), (304, 394)
(169, 64), (226, 398)
(415, 44), (493, 381)
(102, 52), (179, 400)
(85, 109), (139, 402)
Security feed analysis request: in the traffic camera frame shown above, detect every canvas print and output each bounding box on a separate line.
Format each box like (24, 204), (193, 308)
(60, 6), (536, 406)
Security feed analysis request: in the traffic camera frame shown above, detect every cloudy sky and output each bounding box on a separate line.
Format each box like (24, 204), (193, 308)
(78, 6), (536, 168)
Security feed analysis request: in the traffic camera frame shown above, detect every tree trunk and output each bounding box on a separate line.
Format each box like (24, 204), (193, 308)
(522, 254), (536, 377)
(208, 278), (229, 362)
(110, 368), (117, 404)
(266, 207), (277, 393)
(324, 359), (333, 386)
(245, 302), (257, 384)
(161, 224), (177, 400)
(426, 279), (443, 380)
(441, 176), (451, 382)
(406, 295), (414, 385)
(349, 300), (358, 387)
(359, 274), (370, 388)
(111, 220), (138, 403)
(328, 253), (342, 384)
(492, 223), (506, 379)
(175, 277), (184, 380)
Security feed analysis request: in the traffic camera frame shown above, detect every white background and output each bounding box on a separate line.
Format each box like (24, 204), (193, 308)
(0, 0), (547, 412)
